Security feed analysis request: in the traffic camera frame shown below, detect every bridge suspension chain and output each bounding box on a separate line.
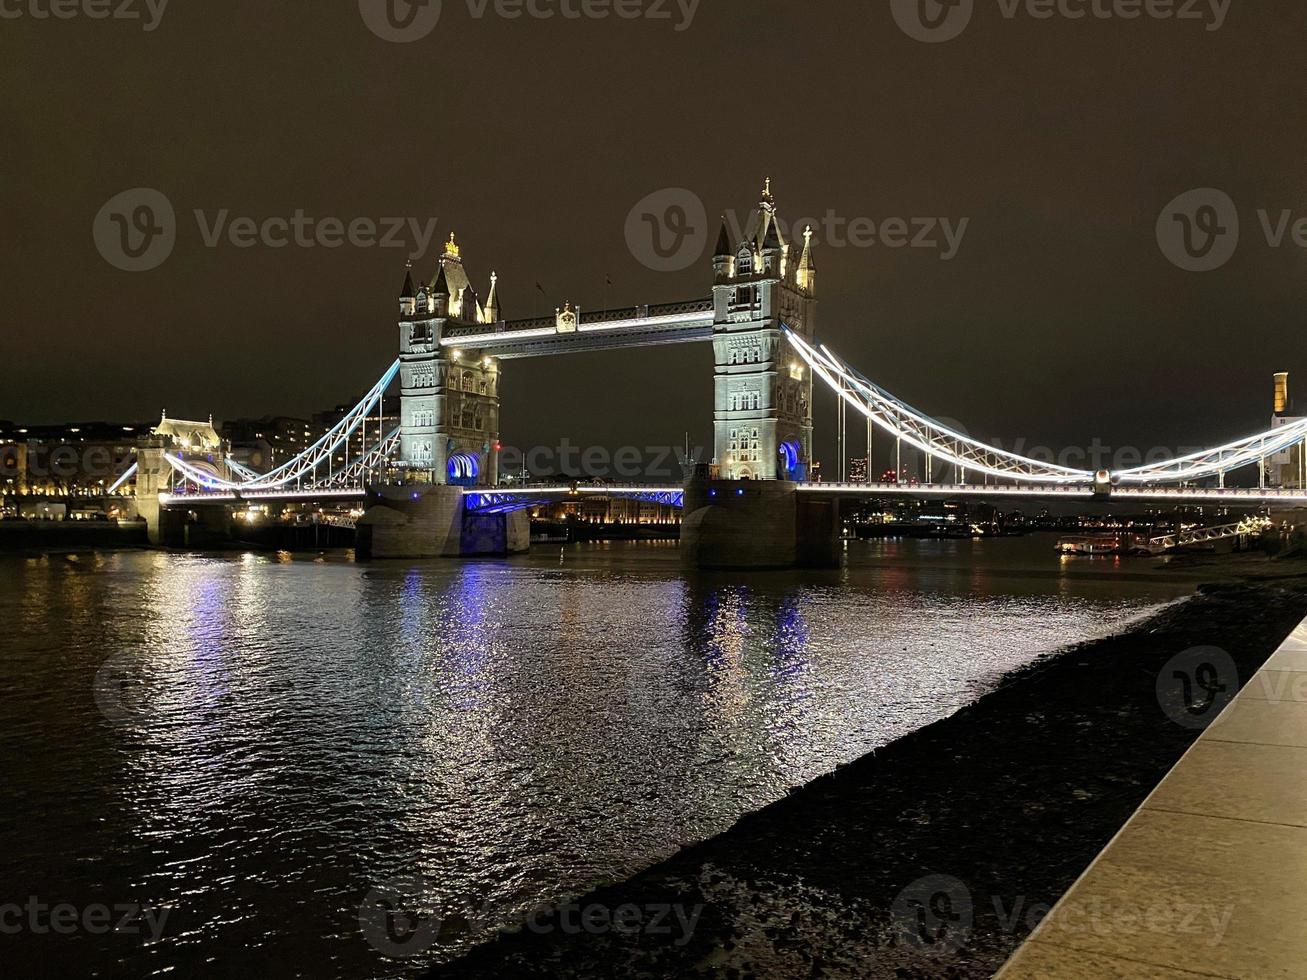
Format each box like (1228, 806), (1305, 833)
(785, 329), (1095, 484)
(789, 329), (1307, 488)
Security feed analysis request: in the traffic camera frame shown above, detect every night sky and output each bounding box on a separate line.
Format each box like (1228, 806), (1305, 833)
(4, 0), (1305, 471)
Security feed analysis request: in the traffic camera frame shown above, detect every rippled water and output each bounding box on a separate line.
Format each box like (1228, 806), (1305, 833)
(0, 538), (1201, 977)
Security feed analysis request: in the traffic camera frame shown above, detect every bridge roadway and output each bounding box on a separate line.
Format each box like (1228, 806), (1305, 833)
(438, 299), (715, 359)
(157, 482), (1307, 510)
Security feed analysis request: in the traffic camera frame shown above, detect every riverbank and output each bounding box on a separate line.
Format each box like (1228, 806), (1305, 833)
(430, 565), (1307, 979)
(0, 519), (147, 552)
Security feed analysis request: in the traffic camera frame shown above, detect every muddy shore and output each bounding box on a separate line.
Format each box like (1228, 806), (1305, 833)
(428, 567), (1307, 979)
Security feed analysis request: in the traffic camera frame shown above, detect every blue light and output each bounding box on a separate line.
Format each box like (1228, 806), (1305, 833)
(736, 488), (745, 496)
(447, 452), (481, 487)
(779, 440), (801, 479)
(709, 489), (717, 498)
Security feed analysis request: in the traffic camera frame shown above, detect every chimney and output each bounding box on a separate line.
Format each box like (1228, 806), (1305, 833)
(1274, 372), (1290, 416)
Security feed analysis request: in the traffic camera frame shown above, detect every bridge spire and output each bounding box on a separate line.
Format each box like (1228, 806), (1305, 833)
(796, 225), (816, 292)
(484, 271), (501, 323)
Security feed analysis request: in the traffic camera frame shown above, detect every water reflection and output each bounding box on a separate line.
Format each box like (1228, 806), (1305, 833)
(0, 538), (1202, 978)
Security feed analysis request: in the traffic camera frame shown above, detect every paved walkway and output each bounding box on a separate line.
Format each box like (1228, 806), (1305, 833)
(997, 617), (1307, 979)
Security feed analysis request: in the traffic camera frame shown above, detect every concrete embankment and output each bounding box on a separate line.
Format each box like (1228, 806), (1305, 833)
(428, 574), (1307, 979)
(0, 520), (148, 552)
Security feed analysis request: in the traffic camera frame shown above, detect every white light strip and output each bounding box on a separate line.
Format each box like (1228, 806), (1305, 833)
(160, 488), (368, 505)
(787, 330), (1093, 484)
(578, 312), (712, 333)
(441, 327), (556, 346)
(796, 482), (1307, 503)
(441, 312), (713, 348)
(106, 461), (138, 495)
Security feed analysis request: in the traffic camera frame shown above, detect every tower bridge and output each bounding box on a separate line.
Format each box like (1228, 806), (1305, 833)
(126, 180), (1307, 567)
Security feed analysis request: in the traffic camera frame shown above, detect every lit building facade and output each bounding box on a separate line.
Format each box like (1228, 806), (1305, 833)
(0, 420), (146, 498)
(397, 235), (502, 486)
(711, 181), (816, 481)
(1270, 372), (1306, 488)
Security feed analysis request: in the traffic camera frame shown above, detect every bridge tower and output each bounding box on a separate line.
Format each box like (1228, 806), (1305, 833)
(397, 235), (501, 486)
(683, 180), (837, 570)
(711, 179), (816, 481)
(361, 238), (526, 560)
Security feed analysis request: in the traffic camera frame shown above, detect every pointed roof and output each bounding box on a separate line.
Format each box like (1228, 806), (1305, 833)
(427, 231), (484, 322)
(400, 261), (416, 299)
(484, 271), (501, 321)
(798, 225), (816, 272)
(746, 177), (787, 253)
(714, 218), (732, 258)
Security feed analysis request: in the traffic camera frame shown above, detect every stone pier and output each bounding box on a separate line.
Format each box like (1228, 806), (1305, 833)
(680, 468), (839, 570)
(355, 483), (530, 560)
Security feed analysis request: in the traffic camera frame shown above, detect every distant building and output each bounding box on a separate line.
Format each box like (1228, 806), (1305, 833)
(0, 419), (148, 498)
(1269, 372), (1305, 488)
(848, 456), (869, 484)
(531, 496), (681, 526)
(221, 415), (312, 472)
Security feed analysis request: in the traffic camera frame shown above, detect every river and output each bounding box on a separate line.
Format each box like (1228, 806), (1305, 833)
(0, 537), (1206, 977)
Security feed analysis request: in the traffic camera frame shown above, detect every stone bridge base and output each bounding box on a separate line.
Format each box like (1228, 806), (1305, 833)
(680, 475), (839, 570)
(356, 483), (530, 560)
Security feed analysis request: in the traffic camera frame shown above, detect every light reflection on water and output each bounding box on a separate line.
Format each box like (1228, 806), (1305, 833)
(0, 538), (1200, 977)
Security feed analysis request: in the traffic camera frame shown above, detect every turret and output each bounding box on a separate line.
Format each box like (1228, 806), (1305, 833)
(484, 271), (501, 323)
(712, 218), (734, 282)
(795, 225), (816, 294)
(431, 266), (451, 317)
(399, 261), (417, 316)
